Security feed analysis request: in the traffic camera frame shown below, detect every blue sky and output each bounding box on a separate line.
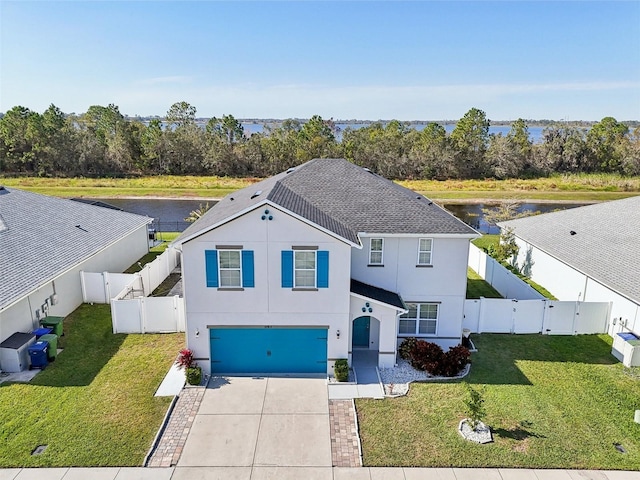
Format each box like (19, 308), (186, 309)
(1, 1), (639, 121)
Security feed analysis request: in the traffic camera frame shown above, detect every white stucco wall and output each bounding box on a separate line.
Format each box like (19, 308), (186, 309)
(0, 225), (149, 344)
(351, 235), (470, 348)
(513, 237), (639, 337)
(181, 203), (352, 375)
(349, 295), (400, 368)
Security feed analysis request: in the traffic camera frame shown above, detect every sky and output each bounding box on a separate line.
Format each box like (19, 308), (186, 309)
(1, 1), (639, 121)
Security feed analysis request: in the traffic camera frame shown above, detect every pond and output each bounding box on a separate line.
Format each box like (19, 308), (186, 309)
(93, 198), (587, 234)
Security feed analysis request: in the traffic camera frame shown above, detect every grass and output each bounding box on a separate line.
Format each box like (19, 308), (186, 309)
(356, 334), (640, 470)
(466, 268), (502, 299)
(0, 304), (183, 467)
(2, 173), (639, 201)
(472, 234), (500, 251)
(123, 232), (180, 273)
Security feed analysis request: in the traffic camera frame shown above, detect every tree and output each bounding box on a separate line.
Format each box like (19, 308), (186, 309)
(184, 203), (211, 222)
(450, 108), (490, 178)
(206, 114), (245, 145)
(166, 101), (197, 129)
(587, 116), (629, 172)
(0, 106), (39, 172)
(163, 102), (205, 174)
(297, 115), (339, 161)
(409, 122), (457, 179)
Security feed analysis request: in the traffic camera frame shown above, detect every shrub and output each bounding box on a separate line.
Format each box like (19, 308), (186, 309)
(175, 348), (195, 369)
(398, 337), (417, 360)
(440, 345), (471, 377)
(409, 340), (444, 374)
(334, 359), (349, 382)
(186, 366), (202, 385)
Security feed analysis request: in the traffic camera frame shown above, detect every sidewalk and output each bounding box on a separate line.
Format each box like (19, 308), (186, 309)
(1, 466), (638, 479)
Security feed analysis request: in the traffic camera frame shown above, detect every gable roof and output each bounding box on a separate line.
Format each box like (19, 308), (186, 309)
(177, 158), (477, 245)
(0, 187), (151, 309)
(499, 196), (640, 304)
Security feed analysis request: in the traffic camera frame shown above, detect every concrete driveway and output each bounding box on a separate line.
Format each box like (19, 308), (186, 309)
(177, 376), (331, 469)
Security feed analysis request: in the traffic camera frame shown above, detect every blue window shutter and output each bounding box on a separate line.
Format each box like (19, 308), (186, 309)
(205, 250), (218, 287)
(281, 250), (293, 288)
(242, 250), (254, 288)
(317, 250), (329, 288)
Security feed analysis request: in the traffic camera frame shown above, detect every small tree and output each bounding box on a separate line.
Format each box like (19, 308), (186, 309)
(463, 383), (487, 430)
(487, 227), (519, 266)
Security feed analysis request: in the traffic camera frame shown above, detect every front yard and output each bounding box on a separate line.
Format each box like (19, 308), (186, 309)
(0, 304), (183, 467)
(357, 334), (640, 470)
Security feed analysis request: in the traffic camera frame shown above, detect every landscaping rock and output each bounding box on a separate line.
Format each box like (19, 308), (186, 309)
(458, 419), (493, 444)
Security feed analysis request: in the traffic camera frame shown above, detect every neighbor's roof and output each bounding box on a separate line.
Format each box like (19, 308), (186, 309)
(0, 187), (151, 309)
(499, 196), (640, 304)
(177, 158), (477, 245)
(350, 279), (406, 310)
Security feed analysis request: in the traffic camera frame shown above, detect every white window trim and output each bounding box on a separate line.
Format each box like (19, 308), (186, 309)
(294, 250), (316, 288)
(369, 238), (384, 265)
(398, 302), (439, 336)
(417, 238), (433, 266)
(218, 249), (242, 288)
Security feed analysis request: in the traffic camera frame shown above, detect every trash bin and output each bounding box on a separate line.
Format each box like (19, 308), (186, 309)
(40, 334), (58, 361)
(32, 327), (52, 339)
(40, 316), (64, 337)
(28, 341), (48, 369)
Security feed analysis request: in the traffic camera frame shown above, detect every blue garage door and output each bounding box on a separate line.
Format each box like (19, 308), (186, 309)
(210, 327), (328, 374)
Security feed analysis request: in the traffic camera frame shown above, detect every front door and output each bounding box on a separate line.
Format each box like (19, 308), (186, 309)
(353, 316), (370, 348)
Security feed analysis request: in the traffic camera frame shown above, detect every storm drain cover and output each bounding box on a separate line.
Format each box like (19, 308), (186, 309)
(31, 445), (47, 455)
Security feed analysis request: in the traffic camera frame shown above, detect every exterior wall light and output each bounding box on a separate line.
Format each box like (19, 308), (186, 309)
(195, 328), (200, 338)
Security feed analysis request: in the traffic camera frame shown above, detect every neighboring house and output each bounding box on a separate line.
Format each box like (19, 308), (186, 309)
(499, 196), (640, 337)
(0, 187), (151, 345)
(174, 158), (478, 376)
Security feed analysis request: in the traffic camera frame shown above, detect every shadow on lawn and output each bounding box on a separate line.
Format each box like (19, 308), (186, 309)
(29, 304), (126, 387)
(466, 333), (617, 385)
(493, 420), (547, 441)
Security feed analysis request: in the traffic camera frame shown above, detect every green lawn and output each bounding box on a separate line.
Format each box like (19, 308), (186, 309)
(0, 304), (183, 467)
(356, 334), (640, 470)
(466, 267), (502, 299)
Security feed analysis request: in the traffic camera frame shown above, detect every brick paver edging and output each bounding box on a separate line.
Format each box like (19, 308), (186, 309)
(329, 399), (362, 467)
(146, 386), (206, 467)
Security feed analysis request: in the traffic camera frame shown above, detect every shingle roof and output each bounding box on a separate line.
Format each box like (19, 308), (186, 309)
(0, 187), (151, 309)
(177, 158), (477, 245)
(350, 279), (406, 310)
(499, 196), (640, 304)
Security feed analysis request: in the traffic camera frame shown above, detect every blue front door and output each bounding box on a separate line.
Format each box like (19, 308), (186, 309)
(210, 327), (328, 374)
(352, 316), (370, 348)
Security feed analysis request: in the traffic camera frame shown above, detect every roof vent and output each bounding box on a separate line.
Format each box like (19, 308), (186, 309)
(362, 167), (374, 174)
(570, 230), (577, 236)
(230, 197), (234, 201)
(286, 167), (296, 174)
(0, 186), (8, 195)
(428, 201), (433, 206)
(250, 190), (263, 199)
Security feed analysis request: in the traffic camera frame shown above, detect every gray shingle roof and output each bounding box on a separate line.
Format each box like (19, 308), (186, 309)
(499, 196), (640, 304)
(177, 158), (477, 245)
(0, 187), (151, 309)
(351, 279), (406, 310)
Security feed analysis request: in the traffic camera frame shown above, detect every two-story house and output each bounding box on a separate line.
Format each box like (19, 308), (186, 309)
(174, 158), (478, 376)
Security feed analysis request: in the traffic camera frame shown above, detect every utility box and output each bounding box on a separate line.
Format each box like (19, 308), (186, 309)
(28, 341), (49, 369)
(0, 333), (36, 372)
(612, 332), (640, 367)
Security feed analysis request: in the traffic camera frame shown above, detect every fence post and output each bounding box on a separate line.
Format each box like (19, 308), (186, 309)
(103, 272), (110, 303)
(478, 297), (485, 333)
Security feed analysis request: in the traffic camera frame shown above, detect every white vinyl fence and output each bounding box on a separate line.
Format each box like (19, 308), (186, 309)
(468, 244), (544, 300)
(463, 298), (611, 335)
(80, 246), (185, 334)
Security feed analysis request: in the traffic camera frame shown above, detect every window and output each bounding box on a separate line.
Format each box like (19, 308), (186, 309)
(281, 249), (329, 289)
(219, 250), (241, 287)
(399, 303), (438, 335)
(205, 249), (254, 288)
(294, 250), (316, 288)
(369, 238), (383, 265)
(417, 238), (433, 265)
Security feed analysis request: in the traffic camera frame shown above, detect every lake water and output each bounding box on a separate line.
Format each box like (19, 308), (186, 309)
(96, 198), (585, 234)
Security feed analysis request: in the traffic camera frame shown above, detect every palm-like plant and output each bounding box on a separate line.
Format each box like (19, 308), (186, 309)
(184, 202), (211, 223)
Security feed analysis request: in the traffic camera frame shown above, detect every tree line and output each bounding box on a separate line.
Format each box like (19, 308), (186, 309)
(1, 102), (638, 179)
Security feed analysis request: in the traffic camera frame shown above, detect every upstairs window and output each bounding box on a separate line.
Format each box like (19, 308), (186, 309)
(399, 303), (438, 335)
(281, 249), (329, 289)
(417, 238), (433, 265)
(369, 238), (384, 265)
(205, 249), (254, 289)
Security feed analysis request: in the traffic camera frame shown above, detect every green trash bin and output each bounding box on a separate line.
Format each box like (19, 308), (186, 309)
(40, 334), (58, 361)
(40, 316), (64, 337)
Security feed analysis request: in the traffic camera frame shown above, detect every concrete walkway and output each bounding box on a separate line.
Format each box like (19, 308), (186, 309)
(329, 349), (385, 400)
(2, 467), (638, 479)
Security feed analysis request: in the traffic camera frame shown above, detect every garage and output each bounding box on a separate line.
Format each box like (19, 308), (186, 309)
(209, 327), (328, 374)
